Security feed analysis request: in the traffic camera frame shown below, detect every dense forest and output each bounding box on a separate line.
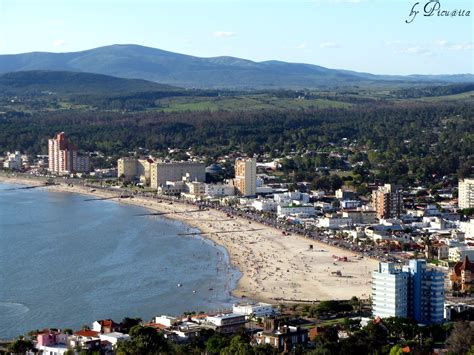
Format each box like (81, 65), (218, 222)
(1, 99), (472, 186)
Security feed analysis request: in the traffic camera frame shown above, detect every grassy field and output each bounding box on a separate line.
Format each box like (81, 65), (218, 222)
(415, 90), (474, 102)
(156, 94), (352, 112)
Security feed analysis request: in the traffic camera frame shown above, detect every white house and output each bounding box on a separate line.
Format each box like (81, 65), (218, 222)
(252, 199), (278, 212)
(277, 204), (315, 217)
(99, 332), (130, 345)
(449, 246), (474, 262)
(318, 216), (353, 229)
(232, 302), (278, 318)
(155, 315), (177, 327)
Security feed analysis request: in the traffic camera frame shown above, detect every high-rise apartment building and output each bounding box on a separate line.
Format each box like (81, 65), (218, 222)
(459, 178), (474, 209)
(372, 260), (444, 324)
(372, 262), (409, 319)
(372, 184), (402, 219)
(234, 158), (256, 196)
(48, 132), (89, 174)
(403, 260), (445, 324)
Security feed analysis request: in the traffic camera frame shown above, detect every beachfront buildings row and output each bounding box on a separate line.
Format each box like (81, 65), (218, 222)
(118, 157), (206, 187)
(372, 259), (445, 324)
(48, 132), (90, 174)
(117, 157), (257, 197)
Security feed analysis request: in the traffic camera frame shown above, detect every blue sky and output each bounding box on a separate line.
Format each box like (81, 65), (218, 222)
(0, 0), (472, 74)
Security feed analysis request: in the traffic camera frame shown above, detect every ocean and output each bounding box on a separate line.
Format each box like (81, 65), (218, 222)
(0, 183), (240, 339)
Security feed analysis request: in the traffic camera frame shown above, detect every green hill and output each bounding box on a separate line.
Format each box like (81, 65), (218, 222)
(1, 44), (472, 89)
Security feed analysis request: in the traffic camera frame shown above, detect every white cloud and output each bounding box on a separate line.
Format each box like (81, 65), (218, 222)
(434, 40), (473, 51)
(394, 46), (432, 56)
(320, 42), (339, 48)
(213, 31), (236, 38)
(52, 39), (67, 47)
(447, 43), (473, 51)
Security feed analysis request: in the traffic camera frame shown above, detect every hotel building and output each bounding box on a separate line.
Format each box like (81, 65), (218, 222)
(117, 158), (154, 185)
(234, 157), (256, 196)
(150, 161), (206, 189)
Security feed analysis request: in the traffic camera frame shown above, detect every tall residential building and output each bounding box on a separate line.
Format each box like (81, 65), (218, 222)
(372, 262), (409, 319)
(372, 260), (445, 324)
(234, 158), (256, 196)
(459, 178), (474, 209)
(150, 161), (206, 189)
(402, 260), (445, 324)
(372, 184), (402, 219)
(48, 132), (89, 174)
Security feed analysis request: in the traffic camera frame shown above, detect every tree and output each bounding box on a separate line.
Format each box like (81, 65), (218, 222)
(120, 317), (142, 334)
(446, 321), (474, 355)
(205, 333), (230, 354)
(221, 335), (254, 355)
(116, 325), (169, 354)
(8, 337), (34, 354)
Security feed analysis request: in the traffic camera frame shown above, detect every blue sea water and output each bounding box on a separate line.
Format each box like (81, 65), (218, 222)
(0, 183), (240, 338)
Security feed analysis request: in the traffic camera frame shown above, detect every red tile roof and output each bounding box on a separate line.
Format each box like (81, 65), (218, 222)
(453, 256), (474, 276)
(143, 323), (167, 330)
(74, 330), (100, 337)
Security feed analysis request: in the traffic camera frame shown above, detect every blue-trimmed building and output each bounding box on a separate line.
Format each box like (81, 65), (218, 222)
(372, 259), (445, 324)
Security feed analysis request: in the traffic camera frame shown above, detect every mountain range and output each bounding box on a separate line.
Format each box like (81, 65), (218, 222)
(0, 44), (472, 89)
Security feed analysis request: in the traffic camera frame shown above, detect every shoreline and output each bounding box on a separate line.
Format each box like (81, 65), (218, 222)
(0, 174), (377, 303)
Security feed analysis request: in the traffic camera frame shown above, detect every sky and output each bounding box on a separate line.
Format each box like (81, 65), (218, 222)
(0, 0), (472, 75)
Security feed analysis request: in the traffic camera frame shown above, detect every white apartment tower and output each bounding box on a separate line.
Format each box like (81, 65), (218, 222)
(459, 178), (474, 209)
(372, 262), (409, 319)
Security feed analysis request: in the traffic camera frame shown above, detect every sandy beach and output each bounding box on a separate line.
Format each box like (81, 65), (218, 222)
(0, 174), (377, 303)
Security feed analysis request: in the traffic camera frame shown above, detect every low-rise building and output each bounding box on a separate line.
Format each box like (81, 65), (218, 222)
(205, 313), (246, 333)
(69, 330), (101, 352)
(252, 199), (278, 212)
(318, 216), (352, 229)
(255, 318), (308, 353)
(277, 203), (315, 217)
(206, 183), (235, 198)
(35, 330), (69, 355)
(450, 256), (474, 292)
(342, 209), (377, 224)
(99, 332), (130, 345)
(449, 246), (474, 262)
(340, 200), (361, 209)
(3, 151), (22, 170)
(232, 302), (278, 318)
(92, 319), (120, 334)
(460, 219), (474, 240)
